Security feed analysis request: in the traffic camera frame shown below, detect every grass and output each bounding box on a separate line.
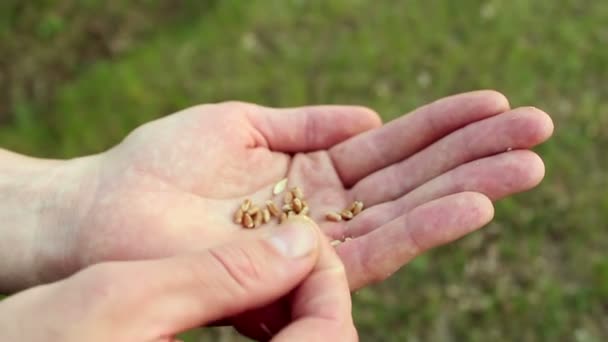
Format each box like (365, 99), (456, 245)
(1, 0), (607, 340)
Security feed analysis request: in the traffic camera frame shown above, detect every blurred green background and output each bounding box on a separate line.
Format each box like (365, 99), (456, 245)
(1, 0), (607, 341)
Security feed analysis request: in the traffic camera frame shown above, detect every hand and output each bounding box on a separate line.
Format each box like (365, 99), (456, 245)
(0, 218), (355, 341)
(8, 90), (554, 291)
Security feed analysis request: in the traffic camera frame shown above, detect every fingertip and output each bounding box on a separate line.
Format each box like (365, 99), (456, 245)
(461, 191), (495, 224)
(425, 192), (495, 232)
(528, 106), (555, 140)
(504, 150), (546, 189)
(267, 216), (321, 259)
(479, 89), (511, 112)
(353, 105), (383, 127)
(527, 151), (546, 187)
(453, 89), (511, 114)
(328, 105), (383, 136)
(513, 106), (555, 142)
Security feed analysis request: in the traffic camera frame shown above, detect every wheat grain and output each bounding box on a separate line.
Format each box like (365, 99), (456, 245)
(241, 199), (252, 212)
(351, 201), (364, 215)
(234, 208), (244, 224)
(247, 205), (260, 216)
(284, 191), (293, 204)
(243, 213), (254, 228)
(262, 208), (271, 223)
(266, 200), (281, 217)
(291, 187), (304, 200)
(326, 212), (343, 222)
(253, 211), (263, 227)
(292, 198), (303, 213)
(273, 178), (288, 195)
(340, 210), (354, 220)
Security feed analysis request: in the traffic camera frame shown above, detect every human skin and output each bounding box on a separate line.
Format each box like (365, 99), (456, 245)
(0, 218), (358, 341)
(0, 90), (554, 294)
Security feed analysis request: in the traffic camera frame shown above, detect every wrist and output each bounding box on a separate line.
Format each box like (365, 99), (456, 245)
(0, 150), (100, 292)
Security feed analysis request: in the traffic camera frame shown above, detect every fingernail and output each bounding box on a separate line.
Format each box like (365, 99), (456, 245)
(267, 217), (318, 258)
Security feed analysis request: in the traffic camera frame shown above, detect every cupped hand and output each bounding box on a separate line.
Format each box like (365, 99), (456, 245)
(46, 90), (553, 290)
(0, 218), (355, 341)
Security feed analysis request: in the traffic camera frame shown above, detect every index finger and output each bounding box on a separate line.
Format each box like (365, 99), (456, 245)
(273, 226), (356, 341)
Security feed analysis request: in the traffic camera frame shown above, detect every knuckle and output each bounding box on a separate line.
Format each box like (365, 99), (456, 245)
(355, 242), (390, 285)
(404, 224), (424, 256)
(359, 255), (385, 285)
(207, 245), (264, 293)
(176, 256), (215, 289)
(485, 89), (509, 105)
(366, 266), (387, 285)
(75, 262), (128, 309)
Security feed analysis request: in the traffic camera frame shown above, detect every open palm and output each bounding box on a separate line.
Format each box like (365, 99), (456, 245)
(68, 90), (553, 291)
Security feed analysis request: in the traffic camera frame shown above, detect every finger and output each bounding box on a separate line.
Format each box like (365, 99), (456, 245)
(231, 224), (354, 341)
(337, 192), (494, 290)
(91, 217), (322, 335)
(250, 105), (382, 152)
(351, 106), (554, 205)
(347, 150), (544, 238)
(273, 221), (355, 341)
(330, 90), (510, 186)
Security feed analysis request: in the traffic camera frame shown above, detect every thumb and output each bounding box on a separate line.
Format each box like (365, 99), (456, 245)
(136, 217), (322, 333)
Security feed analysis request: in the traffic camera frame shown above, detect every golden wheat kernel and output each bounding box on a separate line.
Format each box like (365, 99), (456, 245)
(266, 200), (281, 217)
(253, 211), (263, 227)
(351, 201), (364, 215)
(341, 210), (354, 220)
(241, 199), (252, 212)
(300, 205), (309, 216)
(292, 198), (303, 213)
(234, 208), (244, 224)
(291, 187), (304, 200)
(243, 213), (254, 228)
(273, 178), (288, 195)
(279, 212), (288, 224)
(262, 208), (271, 223)
(326, 212), (343, 222)
(330, 240), (342, 247)
(282, 203), (293, 212)
(284, 191), (294, 204)
(247, 205), (260, 216)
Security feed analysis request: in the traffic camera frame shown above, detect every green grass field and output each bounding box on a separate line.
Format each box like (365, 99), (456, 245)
(1, 0), (607, 340)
